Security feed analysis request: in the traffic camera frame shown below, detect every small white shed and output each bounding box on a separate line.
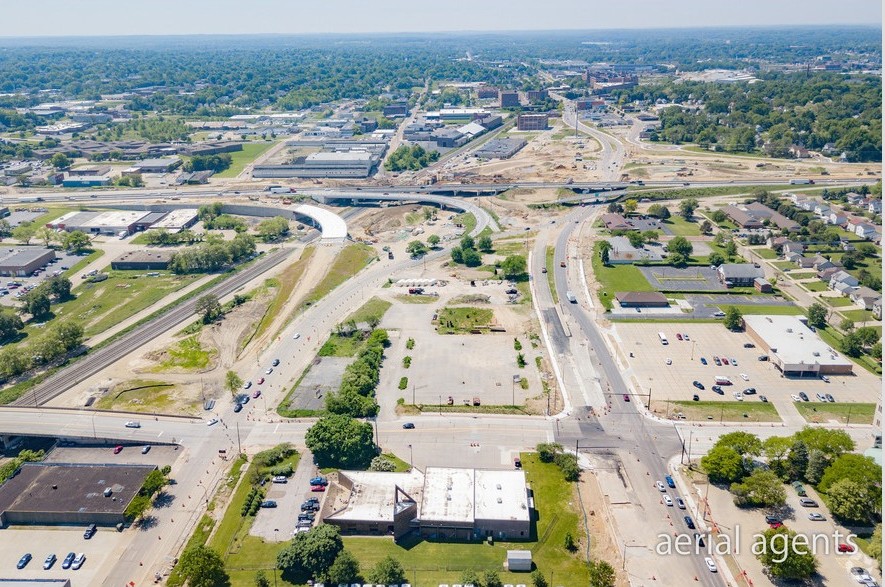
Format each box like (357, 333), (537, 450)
(506, 549), (532, 572)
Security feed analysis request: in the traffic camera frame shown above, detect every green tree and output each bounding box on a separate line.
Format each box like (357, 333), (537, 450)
(666, 235), (693, 257)
(46, 275), (72, 300)
(196, 294), (222, 323)
(50, 321), (84, 352)
(50, 152), (71, 169)
(792, 427), (854, 460)
(818, 453), (881, 498)
(254, 570), (270, 587)
(763, 436), (793, 479)
(305, 414), (377, 469)
(731, 470), (787, 508)
(708, 252), (725, 266)
(12, 222), (37, 245)
(840, 331), (864, 357)
(531, 569), (549, 587)
(827, 478), (873, 523)
(35, 226), (57, 247)
(648, 204), (670, 219)
(484, 570), (504, 587)
(699, 220), (713, 234)
(623, 199), (638, 213)
(406, 240), (428, 257)
(564, 531), (577, 551)
(460, 570), (481, 586)
(62, 230), (91, 253)
(179, 545), (230, 587)
(537, 442), (562, 463)
(724, 306), (743, 331)
(805, 449), (828, 484)
(755, 527), (817, 581)
(501, 255), (527, 279)
(461, 234), (475, 251)
(787, 441), (809, 482)
(724, 240), (738, 260)
(587, 560), (617, 587)
(328, 550), (361, 585)
(717, 431), (762, 456)
(427, 234), (441, 247)
(701, 445), (745, 484)
(20, 291), (51, 321)
(451, 246), (464, 264)
(598, 240), (612, 265)
(0, 346), (28, 378)
(477, 235), (494, 252)
(0, 312), (24, 341)
(141, 469), (168, 497)
(367, 555), (406, 585)
(225, 370), (243, 398)
(256, 216), (290, 242)
(277, 524), (344, 582)
(806, 303), (828, 329)
(868, 525), (882, 569)
(462, 248), (482, 267)
(679, 198), (698, 219)
(711, 210), (727, 223)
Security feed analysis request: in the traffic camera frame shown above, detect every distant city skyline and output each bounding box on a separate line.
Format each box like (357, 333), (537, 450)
(1, 0), (881, 37)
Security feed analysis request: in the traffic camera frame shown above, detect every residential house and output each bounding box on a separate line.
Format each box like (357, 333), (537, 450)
(813, 255), (840, 272)
(717, 263), (764, 287)
(782, 242), (806, 257)
(854, 222), (878, 241)
(814, 203), (831, 218)
(828, 212), (848, 226)
(873, 299), (882, 320)
(846, 216), (867, 233)
(868, 199), (882, 214)
(601, 213), (631, 230)
(818, 266), (841, 282)
(768, 236), (790, 249)
(845, 192), (865, 206)
(793, 255), (816, 269)
(754, 277), (773, 293)
(849, 287), (881, 310)
(723, 205), (764, 229)
(789, 145), (810, 158)
(829, 271), (859, 291)
(833, 281), (857, 296)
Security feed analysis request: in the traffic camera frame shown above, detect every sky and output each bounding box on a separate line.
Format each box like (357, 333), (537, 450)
(2, 0), (881, 36)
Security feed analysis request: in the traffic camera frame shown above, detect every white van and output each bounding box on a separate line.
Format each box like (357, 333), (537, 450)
(714, 376), (732, 385)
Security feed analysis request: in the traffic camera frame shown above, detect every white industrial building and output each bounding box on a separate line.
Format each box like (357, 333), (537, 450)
(744, 315), (854, 376)
(48, 210), (157, 235)
(323, 467), (532, 541)
(253, 151), (377, 178)
(149, 209), (199, 232)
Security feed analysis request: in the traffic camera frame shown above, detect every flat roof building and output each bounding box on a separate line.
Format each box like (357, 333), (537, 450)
(0, 463), (155, 527)
(111, 250), (174, 271)
(131, 157), (182, 174)
(50, 210), (153, 235)
(150, 209), (199, 232)
(62, 176), (110, 188)
(0, 247), (56, 277)
(324, 467), (531, 541)
(474, 138), (526, 160)
(253, 151), (377, 179)
(499, 90), (520, 108)
(744, 315), (853, 376)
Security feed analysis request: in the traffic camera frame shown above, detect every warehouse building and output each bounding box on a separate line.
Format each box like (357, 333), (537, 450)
(62, 176), (111, 188)
(324, 467), (531, 541)
(150, 209), (199, 232)
(474, 138), (526, 160)
(129, 157), (182, 174)
(253, 151), (377, 178)
(0, 463), (156, 527)
(744, 315), (854, 376)
(499, 90), (520, 108)
(0, 247), (56, 277)
(517, 113), (548, 131)
(48, 210), (154, 235)
(111, 250), (174, 270)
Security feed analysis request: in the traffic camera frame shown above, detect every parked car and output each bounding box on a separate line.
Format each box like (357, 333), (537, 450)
(743, 388), (756, 395)
(791, 394), (802, 402)
(207, 418), (219, 426)
(712, 385), (724, 395)
(739, 373), (749, 381)
(733, 392), (743, 401)
(252, 389), (261, 399)
(141, 445), (151, 454)
(825, 393), (835, 402)
(808, 512), (826, 521)
(623, 394), (630, 402)
(257, 377), (265, 385)
(799, 392), (809, 402)
(61, 552), (76, 570)
(271, 476), (287, 484)
(655, 481), (666, 492)
(684, 516), (696, 529)
(713, 357), (722, 366)
(675, 497), (686, 509)
(692, 381), (704, 390)
(838, 543), (856, 553)
(676, 333), (683, 341)
(721, 357), (729, 365)
(666, 358), (672, 365)
(43, 554), (57, 570)
(71, 554), (86, 570)
(792, 481), (807, 496)
(260, 500), (277, 508)
(113, 445), (123, 454)
(816, 393), (827, 402)
(310, 485), (326, 492)
(700, 357), (707, 365)
(743, 343), (755, 348)
(83, 524), (97, 539)
(17, 554), (32, 569)
(683, 333), (690, 341)
(265, 367), (273, 374)
(293, 333), (301, 340)
(272, 358), (280, 366)
(731, 358), (738, 366)
(704, 557), (718, 573)
(233, 403), (243, 413)
(694, 533), (705, 547)
(663, 495), (673, 506)
(759, 395), (768, 402)
(243, 381), (252, 389)
(309, 476), (328, 486)
(692, 394), (700, 401)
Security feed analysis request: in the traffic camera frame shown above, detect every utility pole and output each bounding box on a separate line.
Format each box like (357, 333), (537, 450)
(236, 422), (241, 454)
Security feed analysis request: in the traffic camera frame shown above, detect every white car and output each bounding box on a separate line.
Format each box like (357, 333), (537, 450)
(71, 553), (86, 570)
(124, 421), (140, 428)
(851, 567), (872, 583)
(265, 367), (273, 374)
(739, 373), (749, 381)
(733, 392), (743, 401)
(206, 418), (219, 426)
(705, 557), (718, 573)
(665, 358), (672, 365)
(663, 495), (673, 506)
(791, 394), (802, 402)
(293, 333), (301, 340)
(821, 375), (830, 383)
(655, 481), (666, 492)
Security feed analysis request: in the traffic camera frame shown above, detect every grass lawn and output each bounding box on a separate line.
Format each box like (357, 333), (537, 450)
(771, 261), (795, 271)
(838, 309), (879, 323)
(214, 142), (275, 178)
(662, 216), (701, 237)
(346, 296), (392, 325)
(154, 336), (216, 371)
(436, 306), (494, 334)
(665, 400), (781, 422)
(787, 272), (818, 280)
(254, 247), (315, 341)
(297, 244), (375, 312)
(394, 294), (438, 304)
(64, 249), (104, 276)
(802, 281), (828, 292)
(817, 327), (881, 375)
(753, 248), (778, 260)
(453, 212), (477, 235)
(734, 305), (803, 316)
(35, 270), (201, 339)
(793, 402), (876, 425)
(545, 246), (558, 304)
(317, 332), (367, 357)
(824, 296), (854, 307)
(94, 379), (196, 413)
(591, 243), (653, 311)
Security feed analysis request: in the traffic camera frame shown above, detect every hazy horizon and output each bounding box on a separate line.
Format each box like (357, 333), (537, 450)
(1, 0), (880, 37)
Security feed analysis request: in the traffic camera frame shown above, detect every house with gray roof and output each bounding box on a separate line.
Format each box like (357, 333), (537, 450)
(717, 263), (764, 287)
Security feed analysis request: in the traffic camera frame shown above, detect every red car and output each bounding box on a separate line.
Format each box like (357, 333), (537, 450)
(113, 445), (123, 454)
(257, 377), (265, 385)
(676, 333), (683, 341)
(252, 389), (261, 399)
(769, 521), (783, 529)
(310, 485), (326, 492)
(721, 357), (729, 365)
(837, 543), (855, 553)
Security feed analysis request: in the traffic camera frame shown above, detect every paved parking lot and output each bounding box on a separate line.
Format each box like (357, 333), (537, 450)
(45, 444), (181, 468)
(703, 478), (881, 587)
(251, 450), (323, 540)
(638, 266), (724, 291)
(614, 323), (881, 421)
(0, 525), (132, 587)
(286, 357), (350, 412)
(0, 250), (92, 308)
